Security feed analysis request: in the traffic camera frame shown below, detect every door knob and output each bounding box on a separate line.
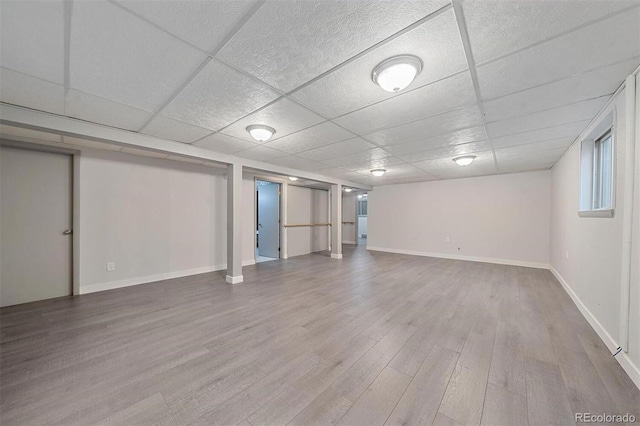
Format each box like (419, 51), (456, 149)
(63, 229), (73, 235)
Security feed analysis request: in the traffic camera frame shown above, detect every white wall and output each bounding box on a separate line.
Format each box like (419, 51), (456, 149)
(79, 149), (227, 293)
(287, 185), (329, 257)
(342, 193), (357, 244)
(368, 170), (551, 268)
(550, 83), (640, 387)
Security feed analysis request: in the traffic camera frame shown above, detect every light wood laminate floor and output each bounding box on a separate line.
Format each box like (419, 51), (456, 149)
(1, 245), (638, 425)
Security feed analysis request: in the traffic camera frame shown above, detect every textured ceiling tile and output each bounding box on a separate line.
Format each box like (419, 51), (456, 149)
(334, 72), (476, 134)
(216, 0), (448, 92)
(355, 163), (425, 177)
(483, 58), (638, 122)
(0, 125), (62, 143)
(382, 126), (488, 155)
(234, 145), (287, 162)
(0, 0), (64, 83)
(398, 140), (493, 163)
(162, 60), (280, 131)
(476, 7), (640, 99)
(488, 121), (590, 149)
(495, 143), (569, 162)
(411, 150), (494, 173)
(220, 98), (325, 142)
(0, 67), (65, 114)
(142, 116), (212, 144)
(297, 137), (377, 161)
(486, 98), (608, 138)
(63, 136), (121, 151)
(265, 121), (355, 154)
(114, 0), (259, 52)
(65, 90), (154, 131)
(324, 148), (401, 168)
(364, 105), (485, 146)
(291, 8), (467, 118)
(464, 0), (637, 65)
(266, 155), (328, 171)
(195, 133), (259, 154)
(70, 1), (207, 111)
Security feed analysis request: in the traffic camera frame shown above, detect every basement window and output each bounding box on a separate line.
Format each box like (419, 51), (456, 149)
(579, 115), (615, 217)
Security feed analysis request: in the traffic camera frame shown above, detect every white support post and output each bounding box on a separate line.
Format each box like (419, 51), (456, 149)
(226, 163), (243, 284)
(331, 183), (343, 259)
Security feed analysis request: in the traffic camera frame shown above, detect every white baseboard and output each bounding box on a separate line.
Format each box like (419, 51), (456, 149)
(549, 266), (640, 390)
(331, 253), (343, 259)
(366, 246), (549, 269)
(226, 275), (244, 284)
(343, 240), (356, 245)
(80, 264), (227, 294)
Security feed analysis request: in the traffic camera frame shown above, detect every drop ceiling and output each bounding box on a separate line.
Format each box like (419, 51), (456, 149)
(1, 0), (638, 186)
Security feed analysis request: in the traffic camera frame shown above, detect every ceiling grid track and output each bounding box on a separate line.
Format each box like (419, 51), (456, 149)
(451, 0), (499, 173)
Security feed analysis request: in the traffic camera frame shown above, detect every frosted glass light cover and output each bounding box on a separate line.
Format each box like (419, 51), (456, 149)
(453, 155), (476, 166)
(370, 169), (387, 176)
(246, 125), (275, 142)
(372, 55), (423, 93)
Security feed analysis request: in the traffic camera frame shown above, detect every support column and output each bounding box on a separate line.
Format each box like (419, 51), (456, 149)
(226, 163), (243, 284)
(281, 181), (288, 259)
(331, 183), (343, 259)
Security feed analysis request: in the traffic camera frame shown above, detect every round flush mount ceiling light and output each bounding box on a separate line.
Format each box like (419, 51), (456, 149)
(372, 55), (423, 93)
(288, 176), (298, 181)
(246, 125), (275, 142)
(453, 155), (476, 166)
(344, 187), (353, 192)
(371, 169), (387, 177)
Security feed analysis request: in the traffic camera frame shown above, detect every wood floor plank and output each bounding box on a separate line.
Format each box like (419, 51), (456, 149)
(0, 244), (637, 426)
(336, 367), (412, 426)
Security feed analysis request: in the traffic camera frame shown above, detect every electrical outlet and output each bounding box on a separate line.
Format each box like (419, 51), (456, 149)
(445, 236), (451, 243)
(106, 262), (115, 272)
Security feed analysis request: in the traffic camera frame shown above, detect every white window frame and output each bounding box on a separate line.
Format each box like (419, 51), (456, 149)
(578, 113), (616, 218)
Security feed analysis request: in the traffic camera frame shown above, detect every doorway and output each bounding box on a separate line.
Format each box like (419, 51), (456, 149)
(357, 193), (368, 245)
(256, 180), (280, 263)
(1, 146), (73, 307)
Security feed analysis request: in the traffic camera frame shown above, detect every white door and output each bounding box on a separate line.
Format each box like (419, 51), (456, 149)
(257, 182), (279, 259)
(1, 147), (73, 307)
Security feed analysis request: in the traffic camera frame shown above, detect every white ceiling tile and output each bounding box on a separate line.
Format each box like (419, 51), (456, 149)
(495, 142), (569, 162)
(216, 0), (448, 92)
(382, 126), (488, 155)
(62, 136), (121, 151)
(476, 7), (640, 99)
(364, 105), (485, 146)
(297, 137), (377, 161)
(121, 147), (169, 159)
(70, 0), (207, 111)
(113, 0), (259, 52)
(0, 0), (64, 83)
(464, 0), (637, 65)
(265, 121), (355, 154)
(334, 72), (476, 134)
(266, 155), (328, 171)
(220, 98), (324, 142)
(483, 58), (638, 122)
(355, 163), (426, 177)
(399, 140), (493, 163)
(486, 98), (608, 138)
(0, 67), (65, 114)
(65, 89), (154, 131)
(323, 148), (401, 168)
(195, 133), (259, 154)
(488, 121), (590, 149)
(162, 60), (280, 131)
(142, 116), (212, 144)
(291, 8), (467, 118)
(0, 125), (62, 143)
(234, 145), (287, 162)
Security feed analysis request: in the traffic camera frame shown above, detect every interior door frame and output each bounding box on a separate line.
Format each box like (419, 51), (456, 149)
(0, 139), (80, 297)
(254, 178), (281, 262)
